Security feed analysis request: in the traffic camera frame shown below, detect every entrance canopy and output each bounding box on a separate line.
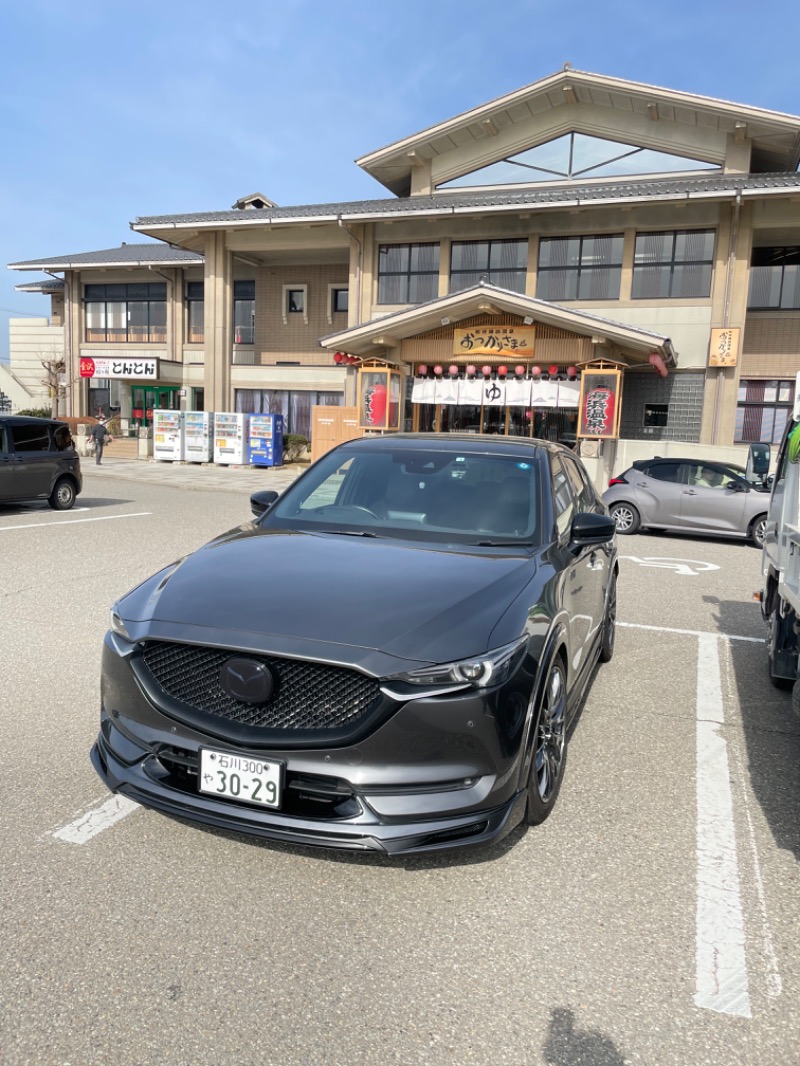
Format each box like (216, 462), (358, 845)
(319, 282), (677, 368)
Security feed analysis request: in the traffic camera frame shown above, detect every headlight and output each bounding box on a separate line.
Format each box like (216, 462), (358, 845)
(390, 637), (528, 690)
(109, 605), (133, 641)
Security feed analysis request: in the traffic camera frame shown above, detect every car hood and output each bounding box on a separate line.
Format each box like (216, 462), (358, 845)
(117, 526), (538, 670)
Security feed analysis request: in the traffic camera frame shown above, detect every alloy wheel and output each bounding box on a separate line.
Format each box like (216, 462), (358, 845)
(534, 662), (566, 803)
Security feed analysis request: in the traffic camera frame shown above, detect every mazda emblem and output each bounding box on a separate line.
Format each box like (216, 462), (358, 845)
(219, 657), (273, 705)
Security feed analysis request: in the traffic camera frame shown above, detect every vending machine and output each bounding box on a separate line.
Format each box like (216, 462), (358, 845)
(153, 410), (184, 462)
(213, 412), (248, 465)
(248, 413), (284, 467)
(184, 411), (214, 463)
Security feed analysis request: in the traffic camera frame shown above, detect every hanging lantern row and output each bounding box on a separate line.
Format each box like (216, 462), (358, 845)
(333, 351), (361, 366)
(416, 363), (579, 381)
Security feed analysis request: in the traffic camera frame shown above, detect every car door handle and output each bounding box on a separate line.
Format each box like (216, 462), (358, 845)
(683, 489), (697, 495)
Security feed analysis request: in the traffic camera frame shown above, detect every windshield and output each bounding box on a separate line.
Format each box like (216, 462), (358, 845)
(262, 443), (544, 546)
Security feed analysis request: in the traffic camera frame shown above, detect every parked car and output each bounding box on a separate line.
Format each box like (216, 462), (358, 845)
(0, 415), (82, 510)
(602, 456), (770, 546)
(91, 433), (617, 855)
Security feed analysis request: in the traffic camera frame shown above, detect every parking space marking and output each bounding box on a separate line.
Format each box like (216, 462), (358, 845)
(619, 621), (762, 643)
(694, 632), (751, 1017)
(620, 555), (720, 577)
(50, 794), (140, 844)
(0, 511), (152, 532)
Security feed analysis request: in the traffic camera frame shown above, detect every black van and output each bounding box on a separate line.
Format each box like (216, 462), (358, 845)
(0, 416), (83, 510)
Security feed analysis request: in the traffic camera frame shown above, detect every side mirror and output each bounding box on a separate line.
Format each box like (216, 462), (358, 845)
(250, 489), (279, 518)
(746, 442), (771, 483)
(569, 511), (616, 552)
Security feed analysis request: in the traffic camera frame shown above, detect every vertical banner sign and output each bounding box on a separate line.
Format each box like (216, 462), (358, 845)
(708, 327), (740, 367)
(577, 368), (623, 439)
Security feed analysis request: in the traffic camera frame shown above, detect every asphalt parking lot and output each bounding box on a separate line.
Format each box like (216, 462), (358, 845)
(2, 460), (799, 1066)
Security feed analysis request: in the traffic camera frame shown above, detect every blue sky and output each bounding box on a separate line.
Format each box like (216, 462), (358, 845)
(2, 0), (799, 360)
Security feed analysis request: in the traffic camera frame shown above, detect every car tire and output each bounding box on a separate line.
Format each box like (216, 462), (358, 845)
(599, 573), (617, 663)
(48, 478), (76, 511)
(749, 514), (767, 549)
(792, 678), (800, 718)
(609, 502), (640, 535)
(525, 657), (567, 825)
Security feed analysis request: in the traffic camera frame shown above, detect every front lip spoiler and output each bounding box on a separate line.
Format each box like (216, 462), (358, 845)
(90, 737), (526, 856)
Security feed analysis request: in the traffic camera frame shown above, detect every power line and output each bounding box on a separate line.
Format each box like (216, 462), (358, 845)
(0, 307), (49, 317)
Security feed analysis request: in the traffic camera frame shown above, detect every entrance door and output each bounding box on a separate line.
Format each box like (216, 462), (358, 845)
(131, 386), (180, 428)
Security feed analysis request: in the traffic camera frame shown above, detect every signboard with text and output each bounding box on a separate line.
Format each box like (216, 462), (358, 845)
(577, 368), (623, 439)
(708, 328), (740, 368)
(79, 357), (158, 380)
(453, 326), (535, 356)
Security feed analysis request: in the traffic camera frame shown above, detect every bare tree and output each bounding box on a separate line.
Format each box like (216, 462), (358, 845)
(39, 346), (67, 417)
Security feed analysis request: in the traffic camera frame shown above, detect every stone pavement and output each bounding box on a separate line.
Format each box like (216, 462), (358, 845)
(81, 456), (304, 495)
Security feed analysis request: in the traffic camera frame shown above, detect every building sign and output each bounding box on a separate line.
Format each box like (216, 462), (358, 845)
(708, 328), (740, 368)
(357, 366), (402, 430)
(453, 326), (535, 356)
(79, 357), (158, 380)
(577, 368), (622, 439)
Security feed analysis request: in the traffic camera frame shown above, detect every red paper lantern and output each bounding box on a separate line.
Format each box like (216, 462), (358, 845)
(497, 365), (508, 377)
(433, 365), (443, 376)
(481, 365), (492, 377)
(448, 364), (459, 376)
(466, 364), (476, 377)
(333, 352), (343, 363)
(548, 365), (559, 377)
(566, 366), (578, 379)
(417, 364), (428, 376)
(515, 365), (526, 377)
(530, 366), (541, 377)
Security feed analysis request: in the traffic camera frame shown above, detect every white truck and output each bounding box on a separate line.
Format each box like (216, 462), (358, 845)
(759, 374), (800, 710)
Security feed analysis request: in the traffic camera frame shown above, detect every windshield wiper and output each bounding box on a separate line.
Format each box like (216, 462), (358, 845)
(316, 529), (380, 538)
(475, 539), (535, 547)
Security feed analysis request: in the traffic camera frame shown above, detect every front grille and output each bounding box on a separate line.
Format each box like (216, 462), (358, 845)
(140, 641), (381, 730)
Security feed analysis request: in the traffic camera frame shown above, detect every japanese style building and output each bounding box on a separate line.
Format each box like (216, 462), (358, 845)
(8, 67), (800, 461)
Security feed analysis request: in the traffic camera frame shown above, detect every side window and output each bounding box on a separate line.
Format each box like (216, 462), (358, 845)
(0, 426), (7, 454)
(53, 424), (73, 451)
(563, 456), (596, 510)
(645, 461), (684, 483)
(10, 424), (51, 452)
(690, 464), (738, 490)
(551, 455), (576, 539)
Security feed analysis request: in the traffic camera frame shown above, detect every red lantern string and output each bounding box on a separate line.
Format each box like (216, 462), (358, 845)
(497, 365), (508, 377)
(448, 364), (459, 376)
(433, 365), (443, 376)
(481, 365), (492, 377)
(515, 365), (525, 377)
(417, 364), (428, 376)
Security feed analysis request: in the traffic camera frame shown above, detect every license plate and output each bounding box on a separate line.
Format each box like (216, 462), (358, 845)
(199, 748), (283, 808)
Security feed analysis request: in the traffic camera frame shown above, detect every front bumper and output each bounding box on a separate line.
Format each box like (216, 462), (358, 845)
(91, 722), (526, 855)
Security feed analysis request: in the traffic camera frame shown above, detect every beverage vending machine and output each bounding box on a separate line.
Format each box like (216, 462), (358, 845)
(213, 412), (248, 465)
(153, 410), (184, 461)
(248, 414), (284, 467)
(184, 411), (214, 462)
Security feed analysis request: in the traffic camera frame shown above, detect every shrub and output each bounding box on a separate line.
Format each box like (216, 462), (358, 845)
(16, 407), (51, 418)
(283, 434), (310, 462)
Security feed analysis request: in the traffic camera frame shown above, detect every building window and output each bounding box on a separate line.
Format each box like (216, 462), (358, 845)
(537, 234), (624, 301)
(735, 379), (794, 444)
(233, 280), (255, 344)
(748, 247), (800, 309)
(286, 288), (305, 314)
(84, 283), (167, 343)
(450, 239), (527, 294)
(332, 287), (348, 314)
(235, 389), (343, 440)
(644, 403), (669, 428)
(377, 243), (439, 304)
(186, 282), (204, 343)
(631, 230), (714, 299)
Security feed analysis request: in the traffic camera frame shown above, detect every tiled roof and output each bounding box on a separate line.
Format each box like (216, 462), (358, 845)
(133, 172), (800, 228)
(15, 279), (65, 292)
(8, 243), (204, 270)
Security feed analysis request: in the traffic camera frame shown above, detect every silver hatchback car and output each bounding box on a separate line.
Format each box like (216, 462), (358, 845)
(602, 457), (770, 547)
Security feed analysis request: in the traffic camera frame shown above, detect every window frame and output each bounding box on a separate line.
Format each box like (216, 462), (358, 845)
(83, 282), (167, 343)
(734, 378), (795, 445)
(233, 280), (256, 344)
(377, 242), (440, 305)
(747, 247), (800, 310)
(282, 284), (308, 325)
(631, 229), (715, 300)
(449, 238), (528, 295)
(536, 233), (624, 302)
(185, 281), (204, 344)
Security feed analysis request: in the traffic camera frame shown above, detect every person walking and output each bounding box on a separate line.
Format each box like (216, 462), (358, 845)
(89, 419), (113, 465)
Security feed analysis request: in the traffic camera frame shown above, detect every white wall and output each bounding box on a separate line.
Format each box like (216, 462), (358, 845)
(6, 318), (64, 411)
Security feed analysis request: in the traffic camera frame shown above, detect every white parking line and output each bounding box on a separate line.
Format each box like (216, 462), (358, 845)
(50, 794), (140, 844)
(618, 621), (762, 643)
(0, 511), (152, 532)
(694, 632), (751, 1017)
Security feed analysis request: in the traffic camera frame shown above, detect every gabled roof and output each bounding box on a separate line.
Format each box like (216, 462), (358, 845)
(231, 192), (279, 210)
(7, 243), (204, 271)
(319, 282), (677, 366)
(357, 68), (800, 195)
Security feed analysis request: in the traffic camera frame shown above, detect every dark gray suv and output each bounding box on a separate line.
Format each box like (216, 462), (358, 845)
(0, 416), (82, 510)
